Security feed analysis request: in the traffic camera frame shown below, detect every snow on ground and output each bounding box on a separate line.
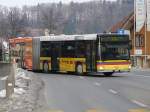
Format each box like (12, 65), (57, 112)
(14, 88), (26, 95)
(0, 76), (8, 81)
(15, 68), (31, 89)
(0, 89), (6, 98)
(0, 68), (47, 112)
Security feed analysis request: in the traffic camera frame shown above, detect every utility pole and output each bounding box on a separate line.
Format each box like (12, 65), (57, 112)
(144, 0), (147, 68)
(134, 0), (136, 67)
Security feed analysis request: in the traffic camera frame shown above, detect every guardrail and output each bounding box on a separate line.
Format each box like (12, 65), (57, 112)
(0, 63), (15, 98)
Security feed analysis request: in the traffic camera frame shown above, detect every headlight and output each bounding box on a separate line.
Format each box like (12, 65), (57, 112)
(128, 65), (132, 69)
(99, 66), (104, 70)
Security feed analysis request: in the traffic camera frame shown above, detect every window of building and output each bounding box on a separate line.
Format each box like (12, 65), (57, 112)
(135, 34), (144, 47)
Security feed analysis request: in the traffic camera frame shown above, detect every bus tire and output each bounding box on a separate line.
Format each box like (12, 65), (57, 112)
(76, 64), (83, 75)
(104, 72), (113, 76)
(43, 62), (49, 73)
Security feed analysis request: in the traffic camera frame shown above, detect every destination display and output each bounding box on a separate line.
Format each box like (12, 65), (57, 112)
(100, 35), (129, 42)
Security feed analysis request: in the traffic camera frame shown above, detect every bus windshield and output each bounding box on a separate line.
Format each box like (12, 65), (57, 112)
(101, 42), (130, 60)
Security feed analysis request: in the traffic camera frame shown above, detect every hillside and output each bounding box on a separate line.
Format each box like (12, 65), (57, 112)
(0, 0), (134, 37)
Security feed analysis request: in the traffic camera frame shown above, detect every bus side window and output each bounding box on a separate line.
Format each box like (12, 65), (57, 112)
(41, 42), (51, 57)
(61, 41), (75, 57)
(76, 41), (86, 58)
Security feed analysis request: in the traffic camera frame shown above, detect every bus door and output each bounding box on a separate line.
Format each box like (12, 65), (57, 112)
(86, 41), (96, 72)
(51, 42), (61, 71)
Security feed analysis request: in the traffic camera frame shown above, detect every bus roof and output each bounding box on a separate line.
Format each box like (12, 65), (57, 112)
(36, 34), (98, 41)
(9, 33), (129, 43)
(9, 37), (32, 44)
(97, 33), (129, 37)
(38, 33), (129, 42)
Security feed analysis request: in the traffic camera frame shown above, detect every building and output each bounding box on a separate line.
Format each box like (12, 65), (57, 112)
(110, 13), (150, 68)
(0, 38), (9, 62)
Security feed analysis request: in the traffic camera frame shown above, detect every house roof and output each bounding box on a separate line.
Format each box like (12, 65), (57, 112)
(109, 12), (134, 32)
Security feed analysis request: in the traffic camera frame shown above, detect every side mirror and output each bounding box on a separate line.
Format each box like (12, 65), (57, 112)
(129, 40), (132, 49)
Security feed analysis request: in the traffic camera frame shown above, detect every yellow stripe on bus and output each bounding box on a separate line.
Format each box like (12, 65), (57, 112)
(97, 65), (130, 71)
(40, 57), (51, 60)
(59, 58), (86, 72)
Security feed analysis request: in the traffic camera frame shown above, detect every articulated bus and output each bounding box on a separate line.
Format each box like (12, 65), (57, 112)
(9, 34), (131, 76)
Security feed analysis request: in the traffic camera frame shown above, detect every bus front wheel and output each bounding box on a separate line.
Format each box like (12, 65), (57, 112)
(76, 64), (83, 75)
(104, 72), (113, 76)
(43, 62), (49, 73)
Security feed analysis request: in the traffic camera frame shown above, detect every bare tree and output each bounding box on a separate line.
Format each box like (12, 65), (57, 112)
(0, 0), (133, 37)
(41, 6), (56, 34)
(0, 6), (9, 37)
(7, 7), (22, 37)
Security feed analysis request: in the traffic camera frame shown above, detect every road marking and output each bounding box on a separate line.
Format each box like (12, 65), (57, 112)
(142, 76), (150, 78)
(87, 109), (106, 112)
(128, 108), (150, 112)
(0, 76), (8, 81)
(79, 76), (84, 79)
(108, 89), (118, 94)
(131, 100), (147, 108)
(94, 82), (101, 86)
(134, 75), (150, 78)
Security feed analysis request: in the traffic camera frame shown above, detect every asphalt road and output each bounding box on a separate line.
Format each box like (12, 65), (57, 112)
(37, 70), (150, 112)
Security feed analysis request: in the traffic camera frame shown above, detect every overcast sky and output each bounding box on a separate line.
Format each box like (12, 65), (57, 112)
(0, 0), (117, 7)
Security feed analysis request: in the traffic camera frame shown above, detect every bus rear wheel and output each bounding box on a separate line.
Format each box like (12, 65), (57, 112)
(76, 64), (83, 75)
(104, 72), (113, 76)
(43, 62), (49, 73)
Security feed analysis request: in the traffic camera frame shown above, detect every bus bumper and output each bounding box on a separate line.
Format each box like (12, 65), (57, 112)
(97, 69), (130, 73)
